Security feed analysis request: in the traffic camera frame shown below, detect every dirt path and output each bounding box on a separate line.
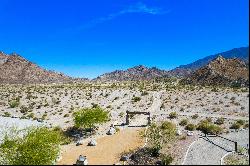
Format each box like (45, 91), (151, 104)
(57, 128), (144, 165)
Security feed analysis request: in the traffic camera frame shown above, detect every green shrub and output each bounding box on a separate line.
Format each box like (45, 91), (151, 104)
(9, 100), (20, 108)
(179, 119), (188, 126)
(185, 124), (196, 131)
(169, 112), (177, 119)
(243, 123), (249, 129)
(141, 91), (149, 96)
(230, 122), (241, 129)
(27, 113), (35, 119)
(20, 106), (29, 114)
(132, 97), (141, 102)
(0, 127), (62, 165)
(3, 112), (11, 117)
(161, 154), (174, 165)
(146, 121), (176, 156)
(197, 120), (223, 134)
(73, 106), (110, 129)
(236, 120), (245, 126)
(63, 114), (69, 117)
(192, 114), (199, 119)
(215, 117), (225, 125)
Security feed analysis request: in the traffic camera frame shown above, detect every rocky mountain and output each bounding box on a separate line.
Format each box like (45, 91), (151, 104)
(0, 52), (80, 84)
(93, 65), (169, 82)
(181, 56), (249, 87)
(169, 46), (249, 77)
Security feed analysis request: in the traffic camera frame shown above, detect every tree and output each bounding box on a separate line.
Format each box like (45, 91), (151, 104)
(0, 127), (63, 165)
(73, 106), (110, 129)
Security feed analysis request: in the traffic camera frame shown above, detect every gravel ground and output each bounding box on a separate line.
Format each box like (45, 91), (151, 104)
(183, 129), (249, 165)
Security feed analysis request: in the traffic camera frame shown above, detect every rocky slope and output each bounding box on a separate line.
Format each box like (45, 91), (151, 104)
(181, 56), (249, 87)
(169, 46), (249, 77)
(0, 52), (77, 84)
(93, 65), (169, 82)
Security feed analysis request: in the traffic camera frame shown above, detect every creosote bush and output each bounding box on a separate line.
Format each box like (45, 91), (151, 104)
(169, 112), (177, 119)
(73, 106), (110, 129)
(0, 127), (63, 165)
(146, 121), (176, 156)
(179, 119), (188, 126)
(197, 120), (223, 134)
(185, 124), (196, 131)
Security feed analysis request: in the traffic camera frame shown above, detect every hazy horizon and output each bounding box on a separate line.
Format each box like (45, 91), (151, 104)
(0, 0), (249, 78)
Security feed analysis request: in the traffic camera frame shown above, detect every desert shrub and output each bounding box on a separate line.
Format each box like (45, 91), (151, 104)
(197, 120), (223, 134)
(132, 97), (141, 102)
(63, 114), (69, 117)
(91, 103), (99, 108)
(9, 100), (20, 108)
(230, 122), (241, 129)
(236, 120), (245, 126)
(215, 117), (225, 125)
(160, 154), (174, 165)
(119, 112), (125, 117)
(185, 124), (196, 131)
(146, 121), (176, 156)
(0, 127), (62, 165)
(20, 106), (29, 114)
(141, 91), (149, 96)
(169, 112), (177, 119)
(206, 117), (213, 123)
(3, 112), (11, 117)
(27, 113), (35, 119)
(191, 114), (199, 119)
(73, 106), (110, 129)
(179, 119), (188, 126)
(243, 123), (249, 129)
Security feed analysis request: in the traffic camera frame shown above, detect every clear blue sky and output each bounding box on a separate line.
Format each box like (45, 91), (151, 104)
(0, 0), (249, 78)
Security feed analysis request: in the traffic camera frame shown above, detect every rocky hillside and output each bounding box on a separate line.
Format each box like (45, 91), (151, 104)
(93, 65), (169, 82)
(169, 46), (249, 77)
(181, 56), (249, 87)
(0, 52), (76, 84)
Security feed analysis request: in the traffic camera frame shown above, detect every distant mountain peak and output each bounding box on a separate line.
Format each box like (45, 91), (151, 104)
(0, 51), (87, 84)
(169, 46), (249, 77)
(181, 57), (249, 87)
(94, 65), (169, 82)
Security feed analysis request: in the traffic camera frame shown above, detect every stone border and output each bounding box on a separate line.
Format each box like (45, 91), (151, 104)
(181, 136), (199, 165)
(220, 151), (235, 165)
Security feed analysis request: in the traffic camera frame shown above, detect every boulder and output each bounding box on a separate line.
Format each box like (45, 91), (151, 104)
(76, 155), (88, 165)
(107, 127), (116, 135)
(88, 139), (97, 146)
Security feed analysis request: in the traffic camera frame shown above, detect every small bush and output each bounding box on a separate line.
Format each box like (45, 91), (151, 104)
(185, 124), (196, 131)
(192, 114), (199, 119)
(215, 117), (225, 125)
(236, 120), (245, 126)
(161, 154), (174, 165)
(3, 112), (11, 117)
(132, 97), (141, 102)
(20, 106), (29, 114)
(179, 119), (188, 126)
(197, 120), (223, 134)
(9, 100), (20, 108)
(169, 112), (177, 119)
(230, 122), (241, 129)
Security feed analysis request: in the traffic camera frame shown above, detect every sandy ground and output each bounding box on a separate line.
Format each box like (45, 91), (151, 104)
(57, 127), (144, 165)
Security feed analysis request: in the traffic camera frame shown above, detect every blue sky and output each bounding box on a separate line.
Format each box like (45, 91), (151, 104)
(0, 0), (249, 78)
